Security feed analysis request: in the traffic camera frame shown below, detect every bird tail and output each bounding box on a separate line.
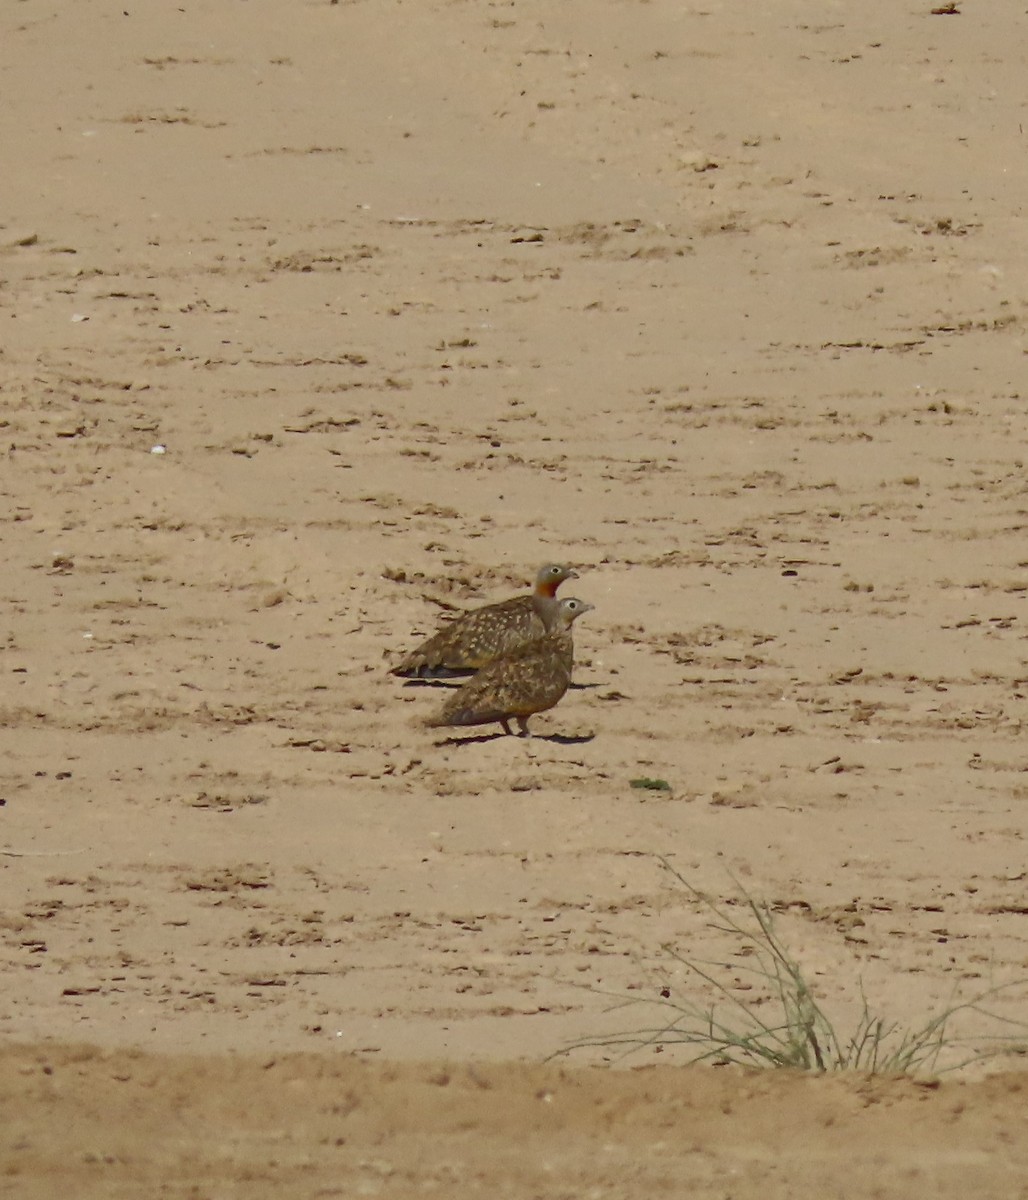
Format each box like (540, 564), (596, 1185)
(392, 658), (475, 680)
(423, 706), (503, 729)
(390, 655), (426, 678)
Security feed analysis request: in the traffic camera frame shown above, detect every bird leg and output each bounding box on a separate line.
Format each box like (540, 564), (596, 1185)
(500, 718), (514, 736)
(515, 716), (532, 737)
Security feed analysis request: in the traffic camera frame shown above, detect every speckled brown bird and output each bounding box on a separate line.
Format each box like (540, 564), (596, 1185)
(390, 563), (579, 678)
(423, 596), (593, 736)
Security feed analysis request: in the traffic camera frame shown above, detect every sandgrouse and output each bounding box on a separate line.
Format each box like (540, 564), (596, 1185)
(390, 562), (578, 678)
(423, 596), (592, 736)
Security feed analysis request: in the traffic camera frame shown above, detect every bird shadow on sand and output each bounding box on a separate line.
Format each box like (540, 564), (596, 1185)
(398, 678), (467, 690)
(403, 679), (600, 693)
(432, 731), (595, 747)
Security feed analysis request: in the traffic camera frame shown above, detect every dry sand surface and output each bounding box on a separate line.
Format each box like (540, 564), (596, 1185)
(3, 0), (1028, 1194)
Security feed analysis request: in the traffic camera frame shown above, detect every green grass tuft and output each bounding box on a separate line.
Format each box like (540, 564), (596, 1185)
(555, 856), (1028, 1076)
(629, 777), (672, 792)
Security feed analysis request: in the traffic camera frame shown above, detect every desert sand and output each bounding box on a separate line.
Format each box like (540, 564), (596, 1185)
(2, 0), (1028, 1195)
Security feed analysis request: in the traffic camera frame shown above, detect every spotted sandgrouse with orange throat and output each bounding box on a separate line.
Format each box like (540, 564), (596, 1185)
(390, 563), (578, 678)
(423, 596), (592, 736)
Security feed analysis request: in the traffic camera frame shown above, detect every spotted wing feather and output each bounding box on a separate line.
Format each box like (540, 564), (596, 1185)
(424, 632), (574, 728)
(392, 595), (551, 677)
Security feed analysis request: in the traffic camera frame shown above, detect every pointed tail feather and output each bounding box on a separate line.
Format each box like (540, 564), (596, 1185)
(393, 661), (475, 679)
(423, 706), (507, 729)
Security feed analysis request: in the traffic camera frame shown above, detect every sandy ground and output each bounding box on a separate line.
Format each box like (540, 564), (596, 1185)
(2, 0), (1028, 1194)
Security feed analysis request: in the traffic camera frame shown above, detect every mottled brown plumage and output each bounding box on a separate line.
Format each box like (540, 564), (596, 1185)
(423, 597), (593, 736)
(390, 563), (578, 678)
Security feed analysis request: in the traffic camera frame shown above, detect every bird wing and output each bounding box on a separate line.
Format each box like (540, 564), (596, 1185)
(393, 595), (542, 675)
